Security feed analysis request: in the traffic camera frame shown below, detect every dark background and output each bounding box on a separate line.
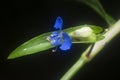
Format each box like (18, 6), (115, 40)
(1, 0), (120, 80)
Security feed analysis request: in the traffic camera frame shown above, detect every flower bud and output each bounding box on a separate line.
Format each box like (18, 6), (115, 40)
(74, 27), (93, 37)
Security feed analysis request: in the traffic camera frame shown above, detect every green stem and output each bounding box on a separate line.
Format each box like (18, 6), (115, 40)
(60, 45), (92, 80)
(60, 20), (120, 80)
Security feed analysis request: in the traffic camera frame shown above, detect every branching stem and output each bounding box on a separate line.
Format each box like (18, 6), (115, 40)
(60, 20), (120, 80)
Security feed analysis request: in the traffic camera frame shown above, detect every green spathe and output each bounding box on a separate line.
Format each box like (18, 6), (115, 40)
(8, 25), (103, 59)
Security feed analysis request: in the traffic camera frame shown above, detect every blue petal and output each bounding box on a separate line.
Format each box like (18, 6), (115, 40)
(49, 31), (61, 46)
(59, 32), (72, 50)
(54, 16), (63, 30)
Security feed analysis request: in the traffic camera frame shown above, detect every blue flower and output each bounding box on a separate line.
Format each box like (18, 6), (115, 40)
(47, 16), (72, 51)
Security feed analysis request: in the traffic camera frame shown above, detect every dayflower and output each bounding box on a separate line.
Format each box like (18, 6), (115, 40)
(47, 16), (72, 51)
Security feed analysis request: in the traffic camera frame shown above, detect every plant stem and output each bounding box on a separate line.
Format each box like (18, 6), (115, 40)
(60, 45), (92, 80)
(60, 20), (120, 80)
(77, 0), (115, 26)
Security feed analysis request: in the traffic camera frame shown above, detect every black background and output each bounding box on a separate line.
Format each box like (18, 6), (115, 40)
(1, 0), (120, 80)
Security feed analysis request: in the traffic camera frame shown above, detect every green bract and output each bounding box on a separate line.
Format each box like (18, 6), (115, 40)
(8, 25), (104, 59)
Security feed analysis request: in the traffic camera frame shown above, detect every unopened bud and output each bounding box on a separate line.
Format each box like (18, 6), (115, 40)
(74, 27), (93, 37)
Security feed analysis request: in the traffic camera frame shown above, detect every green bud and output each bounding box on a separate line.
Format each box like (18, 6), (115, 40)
(69, 26), (97, 43)
(73, 27), (93, 37)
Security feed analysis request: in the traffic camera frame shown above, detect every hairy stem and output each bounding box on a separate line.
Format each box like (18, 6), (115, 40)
(60, 20), (120, 80)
